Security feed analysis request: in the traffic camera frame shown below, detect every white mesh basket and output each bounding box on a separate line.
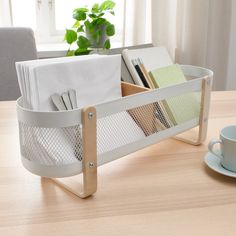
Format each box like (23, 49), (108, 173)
(17, 65), (213, 179)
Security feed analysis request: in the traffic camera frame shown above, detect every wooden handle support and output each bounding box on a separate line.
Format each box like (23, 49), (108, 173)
(174, 76), (212, 145)
(51, 107), (97, 198)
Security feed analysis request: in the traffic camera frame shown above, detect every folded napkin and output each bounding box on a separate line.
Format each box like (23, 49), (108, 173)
(16, 54), (102, 109)
(16, 54), (121, 111)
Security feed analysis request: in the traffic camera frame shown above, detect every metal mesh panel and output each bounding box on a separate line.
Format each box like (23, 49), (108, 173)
(19, 91), (201, 167)
(97, 111), (146, 154)
(19, 123), (82, 166)
(97, 91), (201, 154)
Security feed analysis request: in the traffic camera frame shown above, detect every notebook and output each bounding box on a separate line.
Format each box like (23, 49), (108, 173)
(122, 46), (173, 86)
(149, 64), (200, 124)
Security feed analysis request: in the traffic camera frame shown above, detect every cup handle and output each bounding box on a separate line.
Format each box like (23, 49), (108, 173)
(208, 139), (223, 160)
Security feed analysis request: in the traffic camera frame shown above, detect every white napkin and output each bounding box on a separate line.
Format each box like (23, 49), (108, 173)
(16, 54), (121, 111)
(16, 54), (103, 109)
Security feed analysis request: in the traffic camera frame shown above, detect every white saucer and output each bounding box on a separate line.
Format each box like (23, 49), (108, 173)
(204, 152), (236, 178)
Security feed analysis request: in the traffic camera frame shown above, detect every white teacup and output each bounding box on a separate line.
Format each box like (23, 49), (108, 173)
(208, 125), (236, 172)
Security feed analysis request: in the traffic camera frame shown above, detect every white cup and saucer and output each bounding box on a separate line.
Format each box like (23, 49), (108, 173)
(204, 125), (236, 177)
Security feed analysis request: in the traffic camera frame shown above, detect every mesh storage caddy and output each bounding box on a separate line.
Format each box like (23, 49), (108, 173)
(17, 65), (213, 198)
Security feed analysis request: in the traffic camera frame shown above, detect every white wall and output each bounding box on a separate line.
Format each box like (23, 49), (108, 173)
(0, 0), (12, 26)
(226, 1), (236, 90)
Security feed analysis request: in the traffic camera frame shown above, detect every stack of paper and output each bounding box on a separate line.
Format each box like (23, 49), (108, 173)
(16, 55), (121, 111)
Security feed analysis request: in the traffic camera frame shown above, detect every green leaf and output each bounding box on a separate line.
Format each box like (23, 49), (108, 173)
(66, 50), (75, 56)
(73, 9), (87, 21)
(84, 20), (91, 29)
(73, 7), (88, 13)
(104, 39), (111, 49)
(84, 20), (94, 33)
(99, 0), (116, 11)
(92, 29), (102, 44)
(91, 3), (99, 13)
(72, 20), (80, 28)
(77, 25), (84, 32)
(74, 48), (91, 56)
(109, 10), (115, 15)
(97, 13), (105, 17)
(106, 24), (115, 36)
(94, 18), (106, 25)
(64, 29), (77, 44)
(89, 12), (105, 19)
(77, 36), (91, 49)
(88, 13), (97, 19)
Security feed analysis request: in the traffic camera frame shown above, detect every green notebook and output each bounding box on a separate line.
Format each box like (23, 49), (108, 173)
(149, 64), (200, 125)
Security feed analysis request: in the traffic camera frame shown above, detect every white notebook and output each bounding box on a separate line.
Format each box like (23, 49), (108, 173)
(122, 46), (173, 86)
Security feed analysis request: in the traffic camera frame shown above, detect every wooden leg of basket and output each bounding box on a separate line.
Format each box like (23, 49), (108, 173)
(174, 76), (212, 145)
(52, 107), (97, 198)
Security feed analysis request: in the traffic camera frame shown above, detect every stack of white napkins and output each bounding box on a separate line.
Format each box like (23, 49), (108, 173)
(16, 55), (146, 166)
(16, 55), (121, 111)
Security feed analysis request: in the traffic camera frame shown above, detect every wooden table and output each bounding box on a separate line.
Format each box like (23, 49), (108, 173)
(0, 91), (236, 236)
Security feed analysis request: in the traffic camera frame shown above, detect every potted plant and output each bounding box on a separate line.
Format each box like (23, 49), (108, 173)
(64, 0), (116, 56)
